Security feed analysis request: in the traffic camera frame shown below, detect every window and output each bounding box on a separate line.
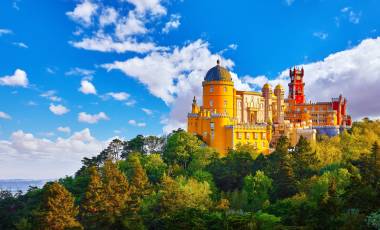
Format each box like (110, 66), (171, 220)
(210, 122), (215, 130)
(203, 131), (208, 137)
(254, 133), (259, 139)
(210, 86), (214, 93)
(211, 131), (215, 139)
(224, 86), (227, 92)
(209, 100), (213, 107)
(246, 133), (250, 139)
(262, 133), (266, 140)
(237, 132), (242, 139)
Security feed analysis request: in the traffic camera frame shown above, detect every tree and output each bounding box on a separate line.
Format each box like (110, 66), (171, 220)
(292, 136), (319, 180)
(39, 182), (82, 230)
(80, 167), (105, 229)
(143, 135), (165, 154)
(142, 153), (167, 184)
(101, 160), (130, 225)
(122, 135), (145, 158)
(163, 130), (203, 169)
(243, 170), (272, 211)
(267, 136), (297, 199)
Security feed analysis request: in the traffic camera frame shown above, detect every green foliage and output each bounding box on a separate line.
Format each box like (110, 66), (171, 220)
(163, 130), (203, 169)
(2, 119), (380, 229)
(243, 170), (272, 211)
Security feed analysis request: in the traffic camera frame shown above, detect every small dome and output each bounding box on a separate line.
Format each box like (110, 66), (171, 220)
(263, 83), (271, 89)
(204, 60), (232, 82)
(275, 84), (284, 90)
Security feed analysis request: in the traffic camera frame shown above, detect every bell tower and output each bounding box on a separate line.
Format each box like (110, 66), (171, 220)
(288, 67), (305, 104)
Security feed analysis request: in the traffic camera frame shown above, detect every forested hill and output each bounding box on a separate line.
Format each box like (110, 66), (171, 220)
(1, 119), (380, 229)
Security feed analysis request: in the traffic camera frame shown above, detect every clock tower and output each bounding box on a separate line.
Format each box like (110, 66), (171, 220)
(288, 67), (305, 104)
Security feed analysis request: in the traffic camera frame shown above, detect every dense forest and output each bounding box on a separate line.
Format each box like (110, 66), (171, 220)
(1, 119), (380, 229)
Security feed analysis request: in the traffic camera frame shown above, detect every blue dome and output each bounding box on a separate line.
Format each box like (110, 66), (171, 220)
(204, 61), (232, 82)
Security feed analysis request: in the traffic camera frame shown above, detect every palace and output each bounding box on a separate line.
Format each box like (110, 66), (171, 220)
(187, 61), (351, 156)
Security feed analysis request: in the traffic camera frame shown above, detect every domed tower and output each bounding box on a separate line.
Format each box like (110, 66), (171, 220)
(202, 60), (234, 116)
(262, 83), (273, 123)
(274, 84), (285, 124)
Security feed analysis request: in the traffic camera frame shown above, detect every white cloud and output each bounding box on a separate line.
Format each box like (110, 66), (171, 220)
(0, 69), (28, 87)
(0, 112), (11, 120)
(244, 37), (380, 120)
(106, 92), (130, 101)
(126, 0), (166, 16)
(65, 67), (94, 77)
(70, 34), (156, 53)
(115, 11), (148, 39)
(40, 90), (62, 102)
(142, 108), (153, 115)
(57, 126), (71, 134)
(0, 29), (12, 36)
(79, 80), (97, 95)
(128, 119), (146, 127)
(78, 112), (109, 124)
(99, 7), (118, 27)
(49, 104), (70, 115)
(66, 0), (98, 26)
(162, 14), (181, 33)
(12, 42), (28, 48)
(0, 128), (107, 179)
(313, 32), (328, 40)
(102, 39), (251, 133)
(46, 67), (56, 74)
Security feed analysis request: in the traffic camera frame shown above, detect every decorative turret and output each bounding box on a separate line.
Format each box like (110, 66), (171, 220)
(274, 84), (285, 123)
(262, 83), (273, 123)
(191, 96), (199, 114)
(288, 67), (305, 104)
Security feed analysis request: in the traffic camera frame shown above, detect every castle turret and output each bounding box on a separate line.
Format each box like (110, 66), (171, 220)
(262, 83), (273, 123)
(191, 96), (199, 114)
(274, 84), (285, 124)
(202, 60), (234, 116)
(288, 67), (305, 104)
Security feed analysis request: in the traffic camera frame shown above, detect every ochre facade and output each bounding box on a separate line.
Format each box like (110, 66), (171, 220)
(187, 62), (350, 156)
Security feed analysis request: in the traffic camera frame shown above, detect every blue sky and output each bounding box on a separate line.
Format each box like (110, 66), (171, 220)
(0, 0), (380, 179)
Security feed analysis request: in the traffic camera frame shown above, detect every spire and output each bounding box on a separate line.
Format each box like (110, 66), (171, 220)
(192, 96), (197, 104)
(216, 59), (220, 66)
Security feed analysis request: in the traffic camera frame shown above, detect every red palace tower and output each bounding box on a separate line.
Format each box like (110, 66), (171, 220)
(288, 67), (305, 104)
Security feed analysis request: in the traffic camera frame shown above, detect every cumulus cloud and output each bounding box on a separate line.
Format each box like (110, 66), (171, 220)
(0, 128), (107, 179)
(128, 119), (146, 127)
(79, 80), (97, 95)
(78, 112), (109, 124)
(70, 34), (156, 53)
(99, 7), (118, 27)
(102, 39), (251, 133)
(0, 111), (12, 120)
(341, 7), (361, 24)
(126, 0), (166, 16)
(49, 104), (70, 115)
(66, 0), (98, 26)
(106, 92), (130, 101)
(162, 14), (181, 33)
(115, 11), (148, 39)
(57, 126), (71, 134)
(0, 69), (28, 87)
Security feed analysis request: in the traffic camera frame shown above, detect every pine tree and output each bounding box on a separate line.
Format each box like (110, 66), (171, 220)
(370, 142), (380, 187)
(80, 166), (105, 229)
(101, 160), (130, 225)
(39, 182), (82, 230)
(293, 136), (319, 180)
